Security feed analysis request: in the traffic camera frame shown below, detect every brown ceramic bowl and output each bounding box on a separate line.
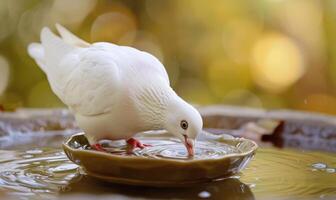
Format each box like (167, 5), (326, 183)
(63, 131), (257, 187)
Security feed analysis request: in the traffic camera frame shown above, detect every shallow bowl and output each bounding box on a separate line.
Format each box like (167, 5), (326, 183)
(63, 131), (257, 187)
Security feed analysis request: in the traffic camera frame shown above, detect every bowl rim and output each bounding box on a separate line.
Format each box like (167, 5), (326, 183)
(63, 132), (258, 164)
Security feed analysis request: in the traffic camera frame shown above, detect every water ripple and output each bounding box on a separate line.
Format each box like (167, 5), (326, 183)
(0, 148), (79, 199)
(241, 148), (336, 199)
(138, 140), (240, 160)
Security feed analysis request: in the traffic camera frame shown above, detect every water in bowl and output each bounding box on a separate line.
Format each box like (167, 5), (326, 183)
(101, 138), (241, 160)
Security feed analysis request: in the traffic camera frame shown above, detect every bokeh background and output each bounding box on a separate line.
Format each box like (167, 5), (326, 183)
(0, 0), (336, 114)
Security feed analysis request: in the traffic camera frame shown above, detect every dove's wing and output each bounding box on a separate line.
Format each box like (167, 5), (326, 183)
(119, 45), (170, 85)
(88, 43), (170, 86)
(28, 24), (170, 116)
(61, 49), (121, 116)
(29, 26), (121, 116)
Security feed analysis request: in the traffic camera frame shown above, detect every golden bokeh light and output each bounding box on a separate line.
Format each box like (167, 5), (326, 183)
(272, 0), (325, 59)
(251, 32), (305, 93)
(0, 0), (336, 114)
(91, 9), (136, 43)
(131, 31), (164, 62)
(17, 3), (49, 45)
(223, 18), (263, 65)
(51, 0), (97, 27)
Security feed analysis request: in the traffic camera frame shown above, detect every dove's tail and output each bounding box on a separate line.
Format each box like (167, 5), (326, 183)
(55, 23), (90, 47)
(27, 24), (89, 74)
(27, 43), (47, 73)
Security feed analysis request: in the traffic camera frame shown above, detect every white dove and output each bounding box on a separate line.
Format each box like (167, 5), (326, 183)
(27, 24), (203, 156)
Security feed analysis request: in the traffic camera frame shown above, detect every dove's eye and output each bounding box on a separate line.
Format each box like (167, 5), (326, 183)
(180, 120), (188, 130)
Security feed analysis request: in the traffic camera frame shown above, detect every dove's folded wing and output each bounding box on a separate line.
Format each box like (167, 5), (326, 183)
(29, 24), (170, 117)
(119, 46), (170, 85)
(59, 50), (121, 116)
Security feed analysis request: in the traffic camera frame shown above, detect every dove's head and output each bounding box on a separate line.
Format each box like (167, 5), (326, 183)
(164, 97), (203, 156)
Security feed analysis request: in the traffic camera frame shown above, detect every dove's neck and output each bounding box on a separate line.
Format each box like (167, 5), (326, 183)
(132, 83), (176, 131)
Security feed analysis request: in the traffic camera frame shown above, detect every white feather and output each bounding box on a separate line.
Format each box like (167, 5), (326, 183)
(27, 43), (46, 72)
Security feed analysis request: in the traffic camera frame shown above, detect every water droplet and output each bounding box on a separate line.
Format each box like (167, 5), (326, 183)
(312, 163), (327, 169)
(198, 191), (211, 198)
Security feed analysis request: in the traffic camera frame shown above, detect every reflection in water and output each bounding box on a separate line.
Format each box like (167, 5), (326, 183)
(311, 162), (327, 169)
(0, 146), (335, 199)
(63, 175), (254, 200)
(241, 148), (336, 199)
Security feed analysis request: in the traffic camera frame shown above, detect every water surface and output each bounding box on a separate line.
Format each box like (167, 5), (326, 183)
(0, 110), (336, 199)
(0, 145), (335, 199)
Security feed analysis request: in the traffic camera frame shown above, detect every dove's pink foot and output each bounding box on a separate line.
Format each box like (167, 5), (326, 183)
(126, 138), (151, 154)
(90, 143), (106, 152)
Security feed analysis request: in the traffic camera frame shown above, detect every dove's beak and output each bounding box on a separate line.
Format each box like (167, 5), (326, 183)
(183, 135), (194, 157)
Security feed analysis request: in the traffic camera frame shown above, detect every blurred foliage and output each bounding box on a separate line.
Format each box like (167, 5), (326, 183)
(0, 0), (336, 114)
